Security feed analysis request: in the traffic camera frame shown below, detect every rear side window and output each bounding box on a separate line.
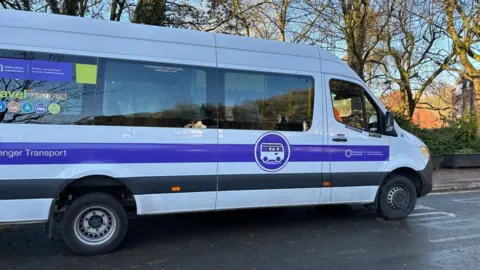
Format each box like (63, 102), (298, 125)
(218, 70), (314, 131)
(94, 59), (217, 128)
(0, 49), (96, 125)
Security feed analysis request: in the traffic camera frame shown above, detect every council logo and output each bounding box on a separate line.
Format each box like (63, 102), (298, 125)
(345, 149), (353, 158)
(48, 103), (61, 115)
(254, 132), (291, 172)
(7, 101), (20, 113)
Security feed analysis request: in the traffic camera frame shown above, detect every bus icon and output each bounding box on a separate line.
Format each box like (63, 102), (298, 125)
(260, 143), (285, 163)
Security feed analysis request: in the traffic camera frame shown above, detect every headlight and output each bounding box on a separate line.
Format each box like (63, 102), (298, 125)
(420, 146), (430, 159)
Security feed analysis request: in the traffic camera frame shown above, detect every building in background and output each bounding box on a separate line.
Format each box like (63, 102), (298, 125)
(381, 90), (451, 129)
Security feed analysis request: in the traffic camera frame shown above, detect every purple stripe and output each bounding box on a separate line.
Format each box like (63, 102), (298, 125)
(290, 145), (329, 162)
(0, 143), (218, 165)
(218, 144), (253, 162)
(0, 143), (388, 165)
(330, 145), (389, 162)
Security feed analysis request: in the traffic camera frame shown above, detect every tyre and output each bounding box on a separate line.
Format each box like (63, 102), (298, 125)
(60, 192), (128, 256)
(378, 174), (417, 220)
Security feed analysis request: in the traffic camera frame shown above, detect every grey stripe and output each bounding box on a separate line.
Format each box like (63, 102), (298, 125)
(0, 172), (382, 200)
(219, 172), (381, 191)
(328, 172), (382, 187)
(123, 175), (217, 195)
(218, 173), (324, 191)
(0, 179), (65, 200)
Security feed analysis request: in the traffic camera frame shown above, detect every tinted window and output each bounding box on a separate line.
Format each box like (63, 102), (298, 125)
(0, 49), (96, 125)
(94, 59), (217, 128)
(329, 79), (365, 130)
(329, 79), (381, 133)
(218, 70), (314, 131)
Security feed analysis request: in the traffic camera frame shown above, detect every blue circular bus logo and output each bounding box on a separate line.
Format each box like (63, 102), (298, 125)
(254, 132), (291, 172)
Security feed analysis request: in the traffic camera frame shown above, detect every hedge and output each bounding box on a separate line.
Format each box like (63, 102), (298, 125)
(394, 113), (480, 155)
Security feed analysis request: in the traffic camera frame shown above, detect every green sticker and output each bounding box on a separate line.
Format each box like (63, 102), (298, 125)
(48, 103), (61, 115)
(76, 64), (98, 84)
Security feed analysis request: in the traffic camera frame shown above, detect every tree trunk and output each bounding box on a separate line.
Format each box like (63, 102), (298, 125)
(407, 90), (415, 118)
(47, 0), (61, 14)
(110, 0), (118, 21)
(62, 0), (79, 15)
(346, 53), (365, 80)
(474, 77), (480, 134)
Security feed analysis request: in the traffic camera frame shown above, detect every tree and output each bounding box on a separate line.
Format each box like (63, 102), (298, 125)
(0, 0), (125, 19)
(416, 81), (455, 120)
(440, 0), (480, 129)
(0, 0), (34, 10)
(204, 0), (271, 36)
(305, 0), (395, 80)
(204, 0), (321, 43)
(109, 0), (128, 21)
(376, 0), (456, 118)
(132, 0), (165, 25)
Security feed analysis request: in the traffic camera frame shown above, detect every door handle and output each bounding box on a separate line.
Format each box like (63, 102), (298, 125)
(332, 137), (348, 142)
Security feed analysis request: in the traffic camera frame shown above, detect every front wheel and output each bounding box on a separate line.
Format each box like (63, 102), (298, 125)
(378, 175), (417, 220)
(60, 192), (128, 256)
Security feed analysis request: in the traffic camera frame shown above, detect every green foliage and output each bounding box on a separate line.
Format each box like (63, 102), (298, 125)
(394, 113), (480, 155)
(456, 148), (476, 154)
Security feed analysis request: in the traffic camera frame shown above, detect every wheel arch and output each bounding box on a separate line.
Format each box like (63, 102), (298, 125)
(371, 167), (422, 209)
(46, 175), (137, 238)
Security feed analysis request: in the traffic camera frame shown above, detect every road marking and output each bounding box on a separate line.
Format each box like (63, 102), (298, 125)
(421, 218), (480, 230)
(430, 234), (480, 243)
(414, 205), (435, 210)
(430, 190), (480, 195)
(408, 212), (456, 224)
(409, 212), (456, 218)
(377, 207), (457, 225)
(410, 216), (457, 222)
(453, 197), (480, 204)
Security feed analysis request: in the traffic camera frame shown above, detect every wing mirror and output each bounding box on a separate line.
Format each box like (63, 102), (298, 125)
(385, 111), (395, 132)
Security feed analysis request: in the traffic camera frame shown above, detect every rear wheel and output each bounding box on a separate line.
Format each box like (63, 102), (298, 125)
(60, 192), (128, 256)
(378, 175), (417, 220)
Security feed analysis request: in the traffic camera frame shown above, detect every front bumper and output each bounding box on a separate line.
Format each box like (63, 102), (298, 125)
(417, 159), (433, 197)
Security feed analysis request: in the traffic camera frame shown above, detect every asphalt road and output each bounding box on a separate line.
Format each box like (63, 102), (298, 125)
(3, 191), (480, 270)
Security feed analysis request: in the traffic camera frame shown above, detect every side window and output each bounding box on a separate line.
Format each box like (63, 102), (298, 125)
(329, 80), (365, 130)
(219, 70), (314, 132)
(0, 49), (96, 125)
(329, 79), (381, 133)
(95, 59), (217, 128)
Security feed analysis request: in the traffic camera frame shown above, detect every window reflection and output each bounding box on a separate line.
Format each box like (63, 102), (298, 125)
(95, 59), (215, 128)
(220, 71), (314, 132)
(329, 79), (380, 133)
(0, 49), (316, 133)
(0, 49), (96, 125)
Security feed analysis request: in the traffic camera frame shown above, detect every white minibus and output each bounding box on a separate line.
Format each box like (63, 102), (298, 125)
(0, 10), (432, 256)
